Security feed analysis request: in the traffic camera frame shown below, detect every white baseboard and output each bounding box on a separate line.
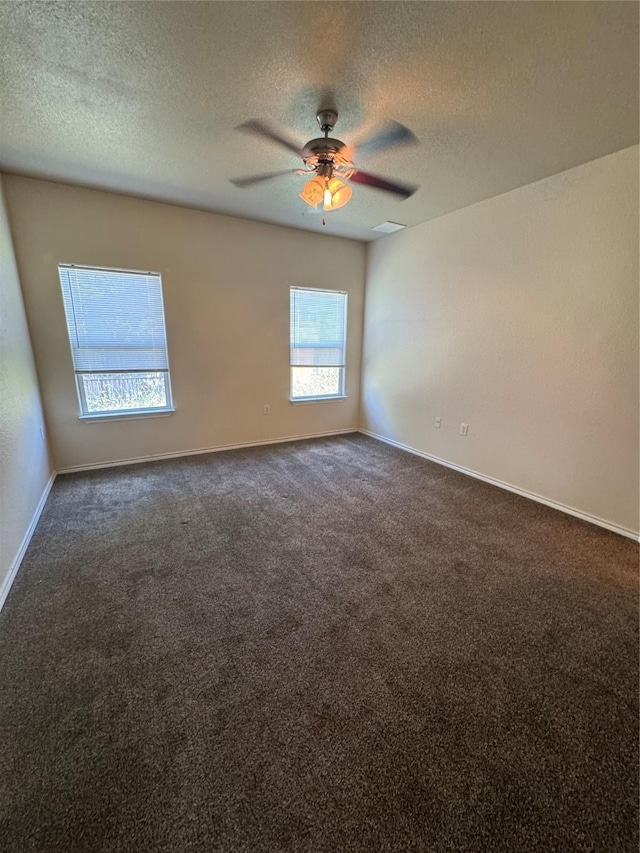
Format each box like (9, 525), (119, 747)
(0, 472), (57, 612)
(359, 428), (639, 542)
(56, 428), (359, 475)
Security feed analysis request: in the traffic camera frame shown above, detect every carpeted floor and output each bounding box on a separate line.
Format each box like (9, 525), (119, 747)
(0, 434), (637, 852)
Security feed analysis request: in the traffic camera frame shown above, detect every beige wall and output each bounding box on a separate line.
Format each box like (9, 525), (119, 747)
(3, 176), (366, 471)
(0, 175), (53, 597)
(361, 146), (639, 535)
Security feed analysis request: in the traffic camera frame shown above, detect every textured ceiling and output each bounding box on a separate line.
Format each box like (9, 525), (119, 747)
(1, 1), (638, 242)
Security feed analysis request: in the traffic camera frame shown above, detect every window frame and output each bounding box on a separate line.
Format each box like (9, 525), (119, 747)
(289, 286), (348, 403)
(58, 264), (175, 420)
(74, 371), (174, 421)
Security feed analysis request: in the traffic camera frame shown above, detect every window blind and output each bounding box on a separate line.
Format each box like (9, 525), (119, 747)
(59, 265), (169, 372)
(290, 288), (347, 368)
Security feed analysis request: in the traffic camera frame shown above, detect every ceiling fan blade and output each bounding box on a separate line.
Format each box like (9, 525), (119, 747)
(349, 170), (418, 199)
(236, 119), (303, 156)
(354, 121), (418, 159)
(230, 169), (300, 188)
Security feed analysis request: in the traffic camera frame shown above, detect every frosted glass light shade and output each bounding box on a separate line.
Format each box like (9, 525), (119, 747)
(323, 177), (352, 211)
(299, 175), (353, 211)
(299, 176), (325, 208)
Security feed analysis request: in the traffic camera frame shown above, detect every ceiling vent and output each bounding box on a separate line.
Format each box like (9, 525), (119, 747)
(372, 221), (406, 234)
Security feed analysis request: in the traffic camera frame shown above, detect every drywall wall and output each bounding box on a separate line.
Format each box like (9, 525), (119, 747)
(0, 175), (53, 600)
(3, 177), (366, 470)
(361, 146), (639, 535)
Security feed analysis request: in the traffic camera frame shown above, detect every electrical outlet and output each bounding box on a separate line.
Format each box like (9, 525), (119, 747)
(460, 423), (468, 436)
(434, 417), (441, 428)
(263, 404), (270, 415)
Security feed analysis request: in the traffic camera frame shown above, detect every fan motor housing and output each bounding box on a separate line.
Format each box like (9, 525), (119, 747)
(302, 137), (350, 168)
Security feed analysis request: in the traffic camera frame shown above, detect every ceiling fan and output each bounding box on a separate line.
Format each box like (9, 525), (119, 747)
(230, 109), (418, 214)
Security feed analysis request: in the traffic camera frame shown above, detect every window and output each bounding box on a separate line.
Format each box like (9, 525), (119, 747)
(290, 287), (347, 401)
(58, 264), (173, 418)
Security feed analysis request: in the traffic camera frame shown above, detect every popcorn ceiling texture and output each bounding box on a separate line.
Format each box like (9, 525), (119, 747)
(0, 1), (638, 241)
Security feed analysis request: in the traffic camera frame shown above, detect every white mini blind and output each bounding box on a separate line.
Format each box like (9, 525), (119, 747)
(290, 287), (347, 367)
(59, 265), (169, 372)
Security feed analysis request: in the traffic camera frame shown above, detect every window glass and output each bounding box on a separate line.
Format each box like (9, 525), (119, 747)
(58, 265), (173, 417)
(290, 288), (347, 401)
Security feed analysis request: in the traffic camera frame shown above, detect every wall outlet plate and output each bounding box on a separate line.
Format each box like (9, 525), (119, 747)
(434, 417), (441, 428)
(460, 423), (468, 436)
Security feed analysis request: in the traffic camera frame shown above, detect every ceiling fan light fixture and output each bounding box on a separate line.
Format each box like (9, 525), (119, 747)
(232, 109), (419, 216)
(322, 177), (352, 211)
(299, 175), (325, 208)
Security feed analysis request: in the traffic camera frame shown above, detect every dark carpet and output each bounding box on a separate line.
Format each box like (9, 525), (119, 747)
(0, 434), (637, 852)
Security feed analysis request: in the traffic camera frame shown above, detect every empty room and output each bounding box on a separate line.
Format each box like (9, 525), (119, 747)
(0, 2), (638, 851)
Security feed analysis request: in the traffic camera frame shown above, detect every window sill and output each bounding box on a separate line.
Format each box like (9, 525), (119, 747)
(289, 396), (348, 405)
(79, 409), (175, 423)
